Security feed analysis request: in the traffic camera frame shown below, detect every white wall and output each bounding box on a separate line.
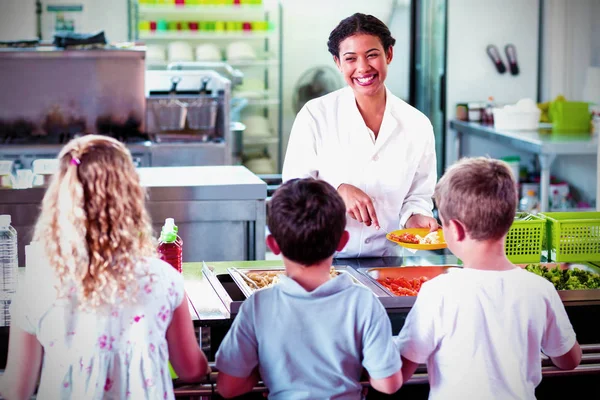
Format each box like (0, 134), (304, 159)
(540, 0), (598, 205)
(540, 0), (594, 102)
(0, 0), (128, 42)
(0, 0), (36, 40)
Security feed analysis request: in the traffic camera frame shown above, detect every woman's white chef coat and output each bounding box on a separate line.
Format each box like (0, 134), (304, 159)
(282, 86), (437, 258)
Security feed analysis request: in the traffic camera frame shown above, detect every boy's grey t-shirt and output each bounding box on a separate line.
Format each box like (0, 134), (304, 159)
(215, 273), (401, 400)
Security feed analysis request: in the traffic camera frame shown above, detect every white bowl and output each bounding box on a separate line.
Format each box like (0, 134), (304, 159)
(168, 41), (193, 62)
(146, 45), (166, 62)
(245, 157), (275, 174)
(226, 41), (257, 61)
(242, 115), (271, 137)
(195, 44), (222, 61)
(493, 107), (541, 131)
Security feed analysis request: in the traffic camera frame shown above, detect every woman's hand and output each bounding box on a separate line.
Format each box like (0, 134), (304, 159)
(337, 184), (379, 228)
(406, 214), (439, 232)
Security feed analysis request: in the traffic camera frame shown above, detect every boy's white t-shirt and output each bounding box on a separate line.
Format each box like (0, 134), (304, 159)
(396, 267), (576, 400)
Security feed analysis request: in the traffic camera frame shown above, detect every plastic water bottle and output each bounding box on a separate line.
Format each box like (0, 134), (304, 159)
(157, 218), (183, 273)
(0, 214), (18, 326)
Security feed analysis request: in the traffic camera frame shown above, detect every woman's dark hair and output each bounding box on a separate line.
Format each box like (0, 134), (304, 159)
(267, 178), (346, 266)
(327, 13), (396, 57)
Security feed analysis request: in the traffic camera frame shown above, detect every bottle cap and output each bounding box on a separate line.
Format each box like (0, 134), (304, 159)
(0, 214), (11, 226)
(160, 218), (178, 243)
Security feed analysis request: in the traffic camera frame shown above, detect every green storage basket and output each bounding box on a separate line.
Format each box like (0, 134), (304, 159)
(505, 212), (545, 263)
(549, 101), (591, 133)
(539, 212), (600, 262)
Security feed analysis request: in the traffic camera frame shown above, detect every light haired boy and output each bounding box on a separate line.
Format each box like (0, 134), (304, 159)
(396, 157), (582, 399)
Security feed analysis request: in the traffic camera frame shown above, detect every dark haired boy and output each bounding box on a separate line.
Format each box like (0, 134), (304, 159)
(216, 178), (403, 399)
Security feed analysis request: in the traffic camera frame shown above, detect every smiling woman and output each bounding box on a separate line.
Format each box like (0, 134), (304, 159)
(282, 13), (439, 258)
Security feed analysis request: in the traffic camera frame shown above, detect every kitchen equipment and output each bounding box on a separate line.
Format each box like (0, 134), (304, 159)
(152, 77), (188, 131)
(216, 265), (378, 313)
(0, 46), (146, 143)
(504, 44), (520, 76)
(145, 70), (232, 163)
(486, 44), (507, 74)
(186, 77), (219, 133)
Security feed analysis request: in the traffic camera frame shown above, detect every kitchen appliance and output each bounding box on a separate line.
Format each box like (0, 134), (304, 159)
(0, 46), (147, 145)
(145, 70), (231, 143)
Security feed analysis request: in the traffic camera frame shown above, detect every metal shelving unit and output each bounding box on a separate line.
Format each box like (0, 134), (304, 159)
(129, 0), (283, 173)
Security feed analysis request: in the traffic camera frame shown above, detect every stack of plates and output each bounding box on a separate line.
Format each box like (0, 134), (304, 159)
(195, 44), (222, 62)
(168, 41), (193, 62)
(242, 115), (271, 137)
(227, 41), (257, 61)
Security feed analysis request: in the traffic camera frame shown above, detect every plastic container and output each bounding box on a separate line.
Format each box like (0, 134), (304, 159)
(519, 190), (539, 213)
(505, 212), (545, 263)
(467, 102), (483, 122)
(158, 218), (183, 273)
(550, 101), (591, 132)
(538, 212), (600, 262)
(0, 214), (18, 326)
(500, 156), (520, 181)
(493, 107), (541, 130)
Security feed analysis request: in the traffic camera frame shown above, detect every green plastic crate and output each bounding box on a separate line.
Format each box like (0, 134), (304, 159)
(539, 212), (600, 262)
(505, 212), (545, 263)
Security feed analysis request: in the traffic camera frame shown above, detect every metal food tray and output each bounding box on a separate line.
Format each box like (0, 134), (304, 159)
(202, 264), (389, 315)
(228, 266), (387, 299)
(358, 266), (459, 309)
(515, 262), (600, 305)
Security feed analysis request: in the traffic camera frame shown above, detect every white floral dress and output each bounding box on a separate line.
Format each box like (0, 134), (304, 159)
(10, 258), (185, 400)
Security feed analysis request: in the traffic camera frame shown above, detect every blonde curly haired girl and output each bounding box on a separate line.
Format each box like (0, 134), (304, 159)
(0, 135), (209, 400)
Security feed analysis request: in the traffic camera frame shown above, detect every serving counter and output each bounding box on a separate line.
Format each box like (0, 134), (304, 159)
(181, 255), (600, 399)
(0, 165), (267, 264)
(1, 255), (599, 399)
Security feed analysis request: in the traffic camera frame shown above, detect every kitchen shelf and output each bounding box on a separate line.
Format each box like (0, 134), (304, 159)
(138, 4), (266, 16)
(130, 0), (283, 172)
(228, 59), (279, 67)
(243, 136), (279, 145)
(139, 31), (274, 40)
(245, 99), (280, 106)
(449, 120), (598, 212)
(148, 59), (279, 69)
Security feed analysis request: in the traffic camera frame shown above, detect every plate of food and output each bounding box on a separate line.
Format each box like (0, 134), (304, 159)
(386, 228), (447, 250)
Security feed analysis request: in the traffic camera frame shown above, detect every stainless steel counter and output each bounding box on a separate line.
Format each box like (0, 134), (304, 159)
(0, 166), (267, 264)
(449, 120), (598, 211)
(0, 141), (230, 168)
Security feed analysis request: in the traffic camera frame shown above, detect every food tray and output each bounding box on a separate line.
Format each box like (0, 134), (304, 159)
(517, 262), (600, 304)
(357, 266), (459, 308)
(227, 266), (382, 299)
(538, 212), (600, 262)
(505, 212), (545, 263)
